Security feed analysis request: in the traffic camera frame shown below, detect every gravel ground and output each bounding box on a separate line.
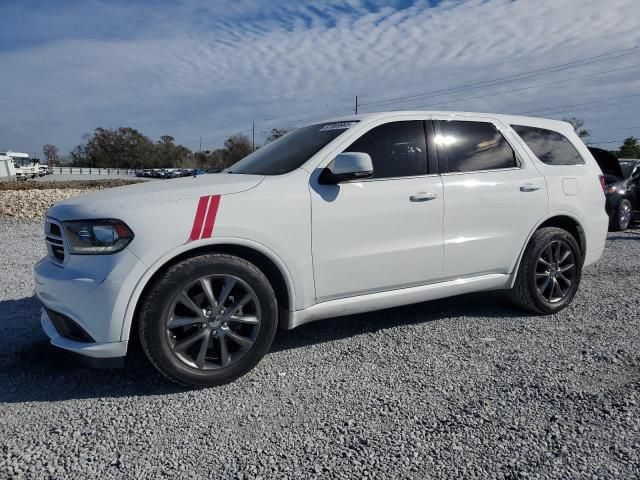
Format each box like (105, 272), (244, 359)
(0, 180), (142, 219)
(0, 218), (638, 479)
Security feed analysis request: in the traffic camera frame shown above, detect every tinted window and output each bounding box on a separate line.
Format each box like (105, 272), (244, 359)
(437, 121), (516, 173)
(344, 121), (427, 178)
(229, 121), (358, 175)
(619, 161), (637, 179)
(512, 125), (584, 166)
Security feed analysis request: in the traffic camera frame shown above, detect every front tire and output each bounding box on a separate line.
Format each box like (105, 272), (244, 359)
(139, 253), (278, 387)
(610, 199), (632, 232)
(509, 227), (583, 314)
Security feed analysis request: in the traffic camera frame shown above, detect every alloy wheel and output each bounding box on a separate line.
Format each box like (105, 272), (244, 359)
(165, 275), (261, 370)
(535, 240), (576, 303)
(620, 202), (632, 229)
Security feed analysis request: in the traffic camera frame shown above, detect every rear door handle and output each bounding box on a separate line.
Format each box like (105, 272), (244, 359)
(410, 192), (438, 202)
(520, 184), (542, 192)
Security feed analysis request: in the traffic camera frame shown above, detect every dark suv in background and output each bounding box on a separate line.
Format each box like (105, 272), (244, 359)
(590, 147), (640, 231)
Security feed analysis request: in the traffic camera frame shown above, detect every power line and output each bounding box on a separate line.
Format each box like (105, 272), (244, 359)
(253, 46), (640, 130)
(358, 46), (640, 109)
(272, 62), (640, 130)
(409, 63), (640, 110)
(541, 98), (640, 118)
(587, 140), (629, 145)
(591, 125), (640, 133)
(517, 92), (640, 116)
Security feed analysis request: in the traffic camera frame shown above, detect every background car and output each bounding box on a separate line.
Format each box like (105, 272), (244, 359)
(589, 147), (640, 231)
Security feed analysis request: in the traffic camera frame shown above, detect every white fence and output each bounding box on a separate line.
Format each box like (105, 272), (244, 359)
(52, 167), (138, 175)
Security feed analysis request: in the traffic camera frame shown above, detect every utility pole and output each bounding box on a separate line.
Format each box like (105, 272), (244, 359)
(252, 121), (255, 152)
(354, 96), (358, 115)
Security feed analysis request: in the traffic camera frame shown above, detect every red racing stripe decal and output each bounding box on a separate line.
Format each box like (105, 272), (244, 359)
(201, 195), (221, 239)
(189, 195), (210, 241)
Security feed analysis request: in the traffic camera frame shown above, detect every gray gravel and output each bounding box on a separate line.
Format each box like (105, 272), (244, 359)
(0, 218), (639, 479)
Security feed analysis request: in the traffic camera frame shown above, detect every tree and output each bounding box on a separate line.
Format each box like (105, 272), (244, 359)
(223, 134), (252, 166)
(264, 128), (292, 144)
(563, 117), (590, 140)
(69, 127), (155, 168)
(68, 128), (195, 169)
(619, 137), (640, 159)
(42, 144), (60, 165)
(155, 135), (190, 168)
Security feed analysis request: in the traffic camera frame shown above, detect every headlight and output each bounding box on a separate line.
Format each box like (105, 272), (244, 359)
(63, 219), (134, 255)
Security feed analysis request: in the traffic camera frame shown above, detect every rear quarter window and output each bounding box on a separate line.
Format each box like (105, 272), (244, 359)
(436, 120), (517, 173)
(512, 125), (584, 166)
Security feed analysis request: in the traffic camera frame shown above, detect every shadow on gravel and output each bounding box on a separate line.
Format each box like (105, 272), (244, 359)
(272, 291), (525, 353)
(0, 291), (526, 403)
(607, 234), (640, 241)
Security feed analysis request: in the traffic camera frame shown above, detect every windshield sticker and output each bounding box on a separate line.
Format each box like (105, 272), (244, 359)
(319, 121), (358, 132)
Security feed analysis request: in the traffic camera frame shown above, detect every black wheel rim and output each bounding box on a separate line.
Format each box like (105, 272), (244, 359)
(165, 275), (261, 370)
(535, 240), (576, 304)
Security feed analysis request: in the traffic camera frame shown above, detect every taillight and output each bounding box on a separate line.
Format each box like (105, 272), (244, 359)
(599, 175), (606, 191)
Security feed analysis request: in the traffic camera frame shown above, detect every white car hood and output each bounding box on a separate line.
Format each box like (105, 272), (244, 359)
(47, 173), (263, 221)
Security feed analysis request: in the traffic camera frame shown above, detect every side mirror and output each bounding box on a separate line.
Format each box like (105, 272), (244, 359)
(318, 152), (374, 185)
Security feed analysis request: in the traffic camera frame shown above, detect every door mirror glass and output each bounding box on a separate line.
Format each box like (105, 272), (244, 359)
(319, 152), (374, 184)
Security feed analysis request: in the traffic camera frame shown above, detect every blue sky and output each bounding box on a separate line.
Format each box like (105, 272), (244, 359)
(1, 0), (639, 157)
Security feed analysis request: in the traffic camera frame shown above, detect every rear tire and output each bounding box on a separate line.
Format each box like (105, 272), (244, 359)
(609, 199), (632, 232)
(139, 253), (278, 387)
(509, 227), (583, 314)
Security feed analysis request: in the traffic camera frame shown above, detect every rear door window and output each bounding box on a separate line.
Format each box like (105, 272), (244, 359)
(436, 120), (517, 173)
(344, 121), (427, 179)
(512, 125), (584, 165)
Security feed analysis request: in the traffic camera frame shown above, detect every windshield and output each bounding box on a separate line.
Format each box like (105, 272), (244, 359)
(619, 161), (637, 179)
(227, 121), (359, 175)
(11, 157), (31, 167)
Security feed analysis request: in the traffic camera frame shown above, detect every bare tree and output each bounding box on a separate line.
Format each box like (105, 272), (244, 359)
(264, 128), (293, 144)
(562, 117), (590, 140)
(42, 144), (60, 165)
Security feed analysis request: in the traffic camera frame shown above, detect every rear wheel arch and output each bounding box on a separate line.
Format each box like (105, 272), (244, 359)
(125, 242), (294, 343)
(512, 214), (586, 285)
(536, 215), (586, 255)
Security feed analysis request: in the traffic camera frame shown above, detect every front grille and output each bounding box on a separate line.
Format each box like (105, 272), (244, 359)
(45, 307), (95, 342)
(45, 217), (67, 265)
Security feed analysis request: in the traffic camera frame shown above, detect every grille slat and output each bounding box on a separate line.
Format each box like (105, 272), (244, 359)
(45, 218), (67, 265)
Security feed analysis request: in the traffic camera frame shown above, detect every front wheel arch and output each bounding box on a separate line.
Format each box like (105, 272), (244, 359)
(125, 242), (294, 344)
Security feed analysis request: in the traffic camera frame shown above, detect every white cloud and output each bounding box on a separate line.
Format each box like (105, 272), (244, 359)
(1, 0), (639, 155)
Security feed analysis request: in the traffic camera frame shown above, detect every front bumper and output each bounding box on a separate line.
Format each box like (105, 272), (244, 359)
(35, 248), (147, 361)
(41, 309), (126, 366)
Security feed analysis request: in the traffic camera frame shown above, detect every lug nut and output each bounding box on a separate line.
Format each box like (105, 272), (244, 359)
(201, 323), (207, 328)
(212, 330), (217, 336)
(222, 322), (228, 328)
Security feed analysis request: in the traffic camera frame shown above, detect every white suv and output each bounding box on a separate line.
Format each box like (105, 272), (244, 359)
(35, 111), (609, 386)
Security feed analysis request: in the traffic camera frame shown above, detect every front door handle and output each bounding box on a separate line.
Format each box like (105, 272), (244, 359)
(410, 192), (438, 202)
(520, 184), (542, 192)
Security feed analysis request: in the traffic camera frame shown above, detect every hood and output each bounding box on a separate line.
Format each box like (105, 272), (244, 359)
(47, 173), (263, 221)
(588, 147), (623, 180)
